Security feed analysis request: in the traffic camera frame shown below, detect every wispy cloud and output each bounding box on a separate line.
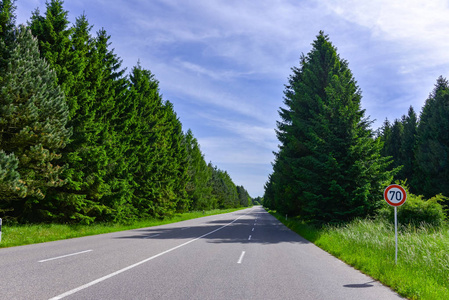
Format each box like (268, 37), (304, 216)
(198, 136), (275, 165)
(195, 112), (278, 149)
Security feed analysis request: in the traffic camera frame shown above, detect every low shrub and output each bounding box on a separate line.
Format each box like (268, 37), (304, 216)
(377, 185), (447, 227)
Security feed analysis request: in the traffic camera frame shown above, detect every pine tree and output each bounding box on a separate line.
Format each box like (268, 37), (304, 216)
(0, 26), (71, 221)
(270, 31), (393, 224)
(0, 1), (27, 217)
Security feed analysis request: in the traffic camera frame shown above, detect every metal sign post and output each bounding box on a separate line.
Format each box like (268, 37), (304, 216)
(0, 218), (2, 243)
(384, 184), (407, 264)
(394, 207), (398, 264)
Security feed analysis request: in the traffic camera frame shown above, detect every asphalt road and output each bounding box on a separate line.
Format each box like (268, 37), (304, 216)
(0, 206), (403, 299)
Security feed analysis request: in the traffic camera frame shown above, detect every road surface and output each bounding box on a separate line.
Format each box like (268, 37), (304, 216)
(0, 206), (403, 299)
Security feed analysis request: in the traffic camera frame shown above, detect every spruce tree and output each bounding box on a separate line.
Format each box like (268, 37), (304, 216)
(0, 26), (71, 221)
(125, 65), (188, 218)
(208, 164), (238, 209)
(0, 0), (16, 71)
(184, 129), (213, 210)
(237, 185), (251, 207)
(381, 119), (404, 176)
(30, 2), (126, 222)
(414, 76), (449, 198)
(399, 106), (418, 183)
(91, 28), (132, 221)
(29, 0), (73, 102)
(270, 31), (393, 224)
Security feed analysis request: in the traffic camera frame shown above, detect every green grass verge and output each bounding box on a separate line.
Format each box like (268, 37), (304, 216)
(0, 208), (247, 248)
(269, 211), (449, 300)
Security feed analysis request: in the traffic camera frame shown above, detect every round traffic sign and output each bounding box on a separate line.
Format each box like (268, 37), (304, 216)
(384, 184), (407, 207)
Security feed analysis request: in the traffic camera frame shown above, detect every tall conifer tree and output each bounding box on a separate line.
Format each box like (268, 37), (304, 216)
(414, 76), (449, 198)
(0, 0), (16, 71)
(400, 106), (418, 183)
(0, 26), (70, 221)
(184, 129), (213, 210)
(125, 65), (188, 218)
(91, 28), (131, 221)
(268, 32), (392, 223)
(30, 2), (127, 222)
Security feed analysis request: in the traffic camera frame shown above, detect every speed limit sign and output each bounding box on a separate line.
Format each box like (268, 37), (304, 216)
(384, 184), (407, 207)
(383, 184), (407, 264)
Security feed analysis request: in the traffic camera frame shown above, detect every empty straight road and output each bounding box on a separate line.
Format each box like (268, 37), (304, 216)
(0, 206), (402, 299)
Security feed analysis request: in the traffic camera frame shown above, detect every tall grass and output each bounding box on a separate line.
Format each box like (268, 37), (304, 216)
(271, 212), (449, 300)
(0, 208), (245, 248)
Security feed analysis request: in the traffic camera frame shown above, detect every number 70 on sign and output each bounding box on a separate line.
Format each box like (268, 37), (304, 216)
(383, 184), (407, 207)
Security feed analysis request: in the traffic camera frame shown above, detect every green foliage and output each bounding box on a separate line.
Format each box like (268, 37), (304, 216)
(380, 76), (449, 207)
(400, 107), (418, 181)
(209, 163), (240, 209)
(0, 0), (16, 71)
(236, 185), (251, 207)
(123, 65), (189, 219)
(413, 76), (449, 199)
(266, 31), (393, 224)
(29, 2), (119, 222)
(0, 150), (24, 201)
(184, 129), (214, 210)
(379, 106), (418, 188)
(0, 25), (71, 221)
(252, 196), (263, 206)
(0, 0), (16, 35)
(377, 183), (447, 227)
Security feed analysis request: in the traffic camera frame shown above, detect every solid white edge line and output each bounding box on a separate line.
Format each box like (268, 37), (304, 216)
(49, 211), (251, 300)
(237, 251), (246, 264)
(38, 250), (93, 263)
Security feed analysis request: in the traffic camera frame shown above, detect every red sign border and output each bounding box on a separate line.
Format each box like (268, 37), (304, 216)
(384, 184), (407, 207)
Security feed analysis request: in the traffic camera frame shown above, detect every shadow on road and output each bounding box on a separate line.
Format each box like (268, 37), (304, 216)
(115, 208), (311, 245)
(343, 281), (375, 288)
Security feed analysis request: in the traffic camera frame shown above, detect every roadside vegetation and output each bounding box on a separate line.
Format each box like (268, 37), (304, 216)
(0, 1), (252, 225)
(270, 211), (449, 300)
(263, 28), (449, 300)
(0, 208), (245, 248)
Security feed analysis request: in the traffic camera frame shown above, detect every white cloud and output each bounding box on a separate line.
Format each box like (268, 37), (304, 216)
(195, 112), (278, 149)
(325, 0), (449, 67)
(198, 136), (274, 165)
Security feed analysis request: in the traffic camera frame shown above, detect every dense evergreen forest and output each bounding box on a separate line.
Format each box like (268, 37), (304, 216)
(264, 31), (449, 224)
(378, 76), (449, 199)
(0, 0), (251, 224)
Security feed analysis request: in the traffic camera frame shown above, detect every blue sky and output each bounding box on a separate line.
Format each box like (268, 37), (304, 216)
(14, 0), (449, 197)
